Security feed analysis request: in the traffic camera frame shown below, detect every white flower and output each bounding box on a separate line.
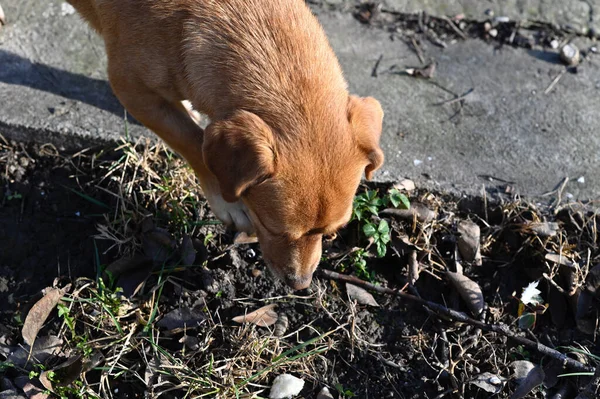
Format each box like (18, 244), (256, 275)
(520, 280), (543, 306)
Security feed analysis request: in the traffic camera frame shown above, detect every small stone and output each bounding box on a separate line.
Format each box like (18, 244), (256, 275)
(493, 16), (510, 24)
(577, 176), (585, 184)
(484, 9), (494, 17)
(251, 268), (262, 278)
(550, 39), (560, 49)
(60, 2), (76, 16)
(413, 159), (423, 166)
(560, 43), (580, 66)
(483, 22), (492, 32)
(489, 29), (498, 38)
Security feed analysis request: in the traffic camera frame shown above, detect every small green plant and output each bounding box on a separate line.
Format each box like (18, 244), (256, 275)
(6, 191), (22, 201)
(352, 188), (409, 258)
(363, 219), (391, 258)
(349, 249), (375, 282)
(335, 383), (356, 398)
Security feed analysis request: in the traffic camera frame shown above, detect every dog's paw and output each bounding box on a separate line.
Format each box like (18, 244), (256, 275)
(206, 194), (254, 233)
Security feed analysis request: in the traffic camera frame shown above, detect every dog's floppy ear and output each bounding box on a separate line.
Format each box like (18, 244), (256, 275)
(203, 110), (276, 202)
(348, 95), (384, 180)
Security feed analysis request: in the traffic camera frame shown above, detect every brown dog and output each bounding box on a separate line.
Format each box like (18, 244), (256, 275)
(67, 0), (384, 289)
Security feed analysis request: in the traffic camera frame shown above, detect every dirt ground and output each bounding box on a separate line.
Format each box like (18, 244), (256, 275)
(0, 135), (599, 399)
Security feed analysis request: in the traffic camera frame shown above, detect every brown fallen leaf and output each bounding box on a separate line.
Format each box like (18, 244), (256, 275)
(7, 336), (63, 369)
(346, 283), (379, 307)
(232, 304), (278, 327)
(381, 203), (436, 223)
(234, 232), (259, 245)
(408, 250), (420, 285)
(405, 62), (436, 79)
(446, 272), (485, 316)
(143, 228), (176, 264)
(526, 222), (559, 237)
(157, 307), (206, 330)
(457, 220), (482, 266)
(39, 355), (83, 394)
(470, 372), (505, 394)
(545, 253), (575, 268)
(274, 314), (289, 337)
(14, 376), (48, 399)
(393, 179), (416, 192)
(510, 362), (545, 399)
(23, 286), (70, 346)
(104, 254), (150, 279)
(179, 234), (196, 266)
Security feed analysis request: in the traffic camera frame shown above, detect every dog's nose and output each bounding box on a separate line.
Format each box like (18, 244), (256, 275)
(284, 274), (313, 290)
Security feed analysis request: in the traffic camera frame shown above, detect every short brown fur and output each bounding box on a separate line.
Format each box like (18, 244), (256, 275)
(67, 0), (384, 289)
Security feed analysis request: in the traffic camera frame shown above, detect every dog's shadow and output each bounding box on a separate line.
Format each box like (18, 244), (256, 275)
(0, 49), (139, 123)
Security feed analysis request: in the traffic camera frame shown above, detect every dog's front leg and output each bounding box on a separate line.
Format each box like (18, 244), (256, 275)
(108, 78), (253, 232)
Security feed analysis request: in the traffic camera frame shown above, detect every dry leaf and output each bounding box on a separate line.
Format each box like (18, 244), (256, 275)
(584, 264), (600, 296)
(527, 222), (559, 237)
(179, 335), (200, 351)
(23, 287), (69, 346)
(408, 250), (420, 285)
(446, 272), (484, 316)
(545, 253), (575, 268)
(273, 314), (289, 337)
(233, 232), (259, 245)
(157, 307), (206, 330)
(393, 179), (416, 192)
(39, 355), (83, 394)
(143, 228), (176, 264)
(232, 304), (278, 327)
(104, 254), (150, 279)
(7, 336), (63, 369)
(510, 362), (545, 399)
(457, 221), (482, 266)
(470, 372), (505, 394)
(346, 283), (379, 307)
(381, 203), (436, 223)
(405, 63), (436, 79)
(316, 387), (334, 399)
(179, 234), (196, 266)
(14, 377), (48, 399)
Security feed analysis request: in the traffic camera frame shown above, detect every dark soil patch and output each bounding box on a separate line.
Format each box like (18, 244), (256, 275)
(1, 136), (599, 399)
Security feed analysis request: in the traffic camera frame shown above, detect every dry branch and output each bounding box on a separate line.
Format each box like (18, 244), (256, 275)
(318, 269), (595, 373)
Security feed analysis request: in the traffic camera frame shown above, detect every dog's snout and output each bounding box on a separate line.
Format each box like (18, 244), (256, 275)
(284, 274), (313, 291)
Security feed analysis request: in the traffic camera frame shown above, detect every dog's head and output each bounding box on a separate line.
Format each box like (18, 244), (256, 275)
(203, 95), (384, 289)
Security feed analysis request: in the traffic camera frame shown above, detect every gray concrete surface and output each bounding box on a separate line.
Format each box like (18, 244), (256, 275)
(0, 0), (599, 201)
(324, 0), (599, 35)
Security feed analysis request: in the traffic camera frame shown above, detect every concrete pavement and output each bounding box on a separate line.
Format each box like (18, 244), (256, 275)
(0, 0), (599, 200)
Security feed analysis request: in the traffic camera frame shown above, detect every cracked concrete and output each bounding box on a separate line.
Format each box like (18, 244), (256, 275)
(0, 0), (599, 201)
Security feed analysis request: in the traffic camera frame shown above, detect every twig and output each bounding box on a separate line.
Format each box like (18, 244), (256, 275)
(410, 36), (426, 64)
(442, 16), (467, 40)
(318, 268), (595, 373)
(434, 88), (474, 106)
(545, 69), (567, 94)
(371, 54), (384, 77)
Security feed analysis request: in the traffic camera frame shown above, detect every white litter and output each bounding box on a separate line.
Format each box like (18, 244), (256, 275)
(269, 374), (305, 399)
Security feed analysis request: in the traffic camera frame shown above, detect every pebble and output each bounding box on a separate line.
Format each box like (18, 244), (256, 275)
(489, 29), (498, 38)
(577, 176), (585, 184)
(493, 16), (510, 24)
(413, 159), (423, 166)
(550, 39), (560, 49)
(560, 43), (580, 66)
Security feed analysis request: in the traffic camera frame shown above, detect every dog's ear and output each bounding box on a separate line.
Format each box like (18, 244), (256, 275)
(203, 110), (276, 202)
(348, 95), (384, 180)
